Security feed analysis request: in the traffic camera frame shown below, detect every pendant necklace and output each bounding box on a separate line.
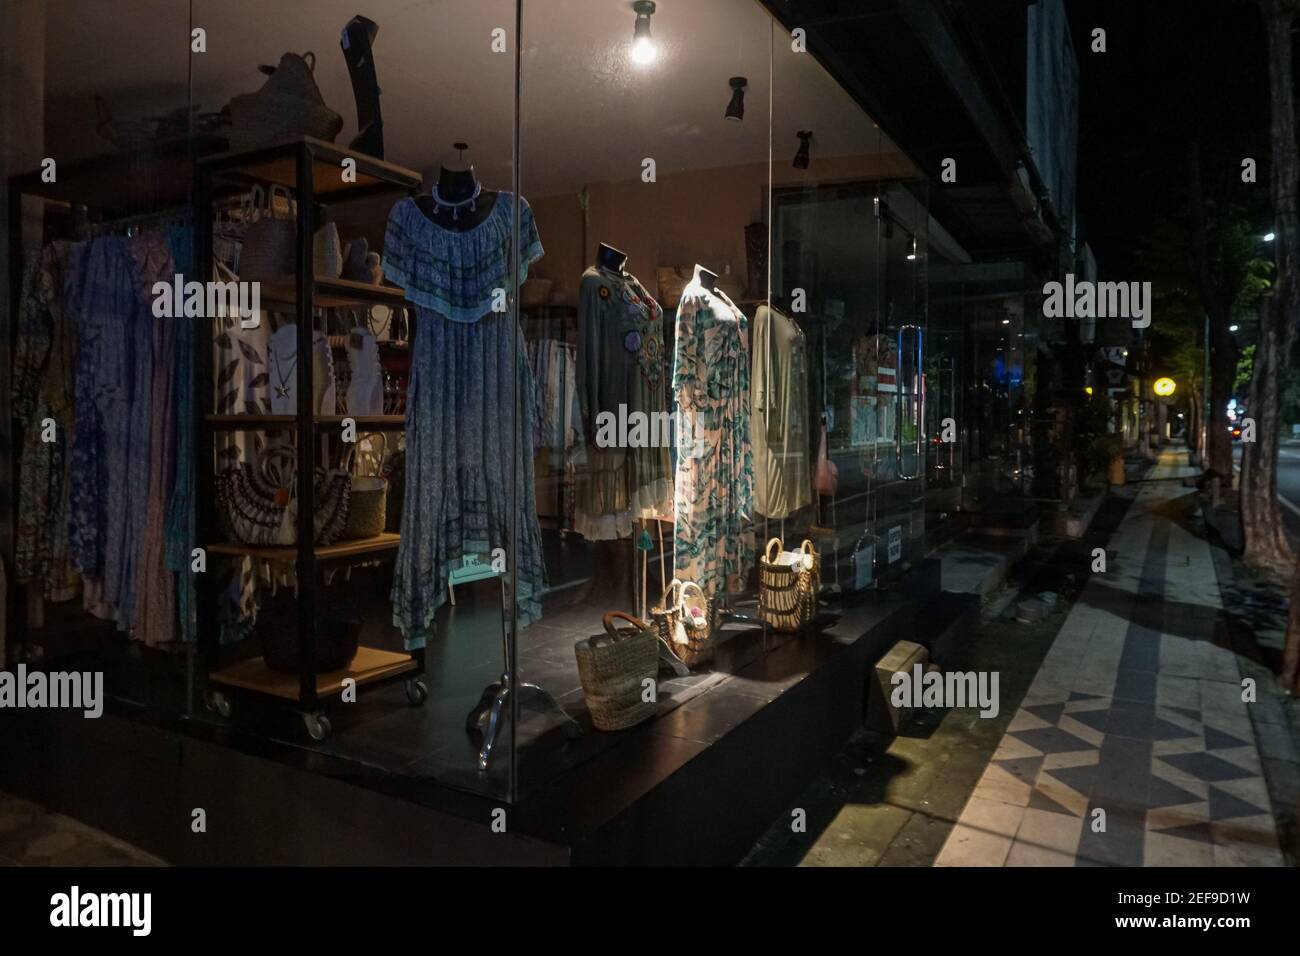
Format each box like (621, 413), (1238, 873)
(272, 346), (298, 400)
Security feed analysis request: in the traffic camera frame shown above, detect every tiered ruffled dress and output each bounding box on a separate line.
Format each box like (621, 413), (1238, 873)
(382, 194), (547, 649)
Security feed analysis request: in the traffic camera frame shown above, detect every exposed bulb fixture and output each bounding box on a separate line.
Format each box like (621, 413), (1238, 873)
(793, 130), (812, 169)
(725, 76), (747, 121)
(1230, 324), (1240, 332)
(631, 1), (657, 65)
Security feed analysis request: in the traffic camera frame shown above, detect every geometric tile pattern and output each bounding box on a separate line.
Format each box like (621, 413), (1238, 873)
(936, 452), (1284, 867)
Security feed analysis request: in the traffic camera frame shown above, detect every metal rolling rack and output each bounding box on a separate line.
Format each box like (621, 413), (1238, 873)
(194, 136), (424, 740)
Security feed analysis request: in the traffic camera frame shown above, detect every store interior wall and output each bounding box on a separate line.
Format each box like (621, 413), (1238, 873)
(529, 152), (917, 307)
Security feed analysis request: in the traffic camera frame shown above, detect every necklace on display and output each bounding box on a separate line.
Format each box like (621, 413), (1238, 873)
(368, 305), (392, 340)
(272, 348), (298, 399)
(431, 181), (483, 222)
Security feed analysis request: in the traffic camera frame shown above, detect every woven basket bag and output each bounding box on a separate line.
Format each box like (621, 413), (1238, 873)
(574, 612), (659, 731)
(227, 51), (344, 152)
(651, 579), (715, 667)
(759, 537), (820, 632)
(340, 435), (388, 540)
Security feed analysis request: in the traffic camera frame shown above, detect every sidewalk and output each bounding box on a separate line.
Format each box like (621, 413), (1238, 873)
(0, 790), (163, 866)
(937, 449), (1287, 866)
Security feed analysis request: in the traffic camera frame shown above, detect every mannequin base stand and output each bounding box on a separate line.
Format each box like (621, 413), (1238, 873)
(466, 672), (584, 772)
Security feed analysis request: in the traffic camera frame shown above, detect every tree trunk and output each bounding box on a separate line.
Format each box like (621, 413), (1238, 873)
(1188, 385), (1201, 460)
(1207, 306), (1237, 484)
(1285, 557), (1300, 693)
(1241, 296), (1294, 569)
(1261, 0), (1300, 693)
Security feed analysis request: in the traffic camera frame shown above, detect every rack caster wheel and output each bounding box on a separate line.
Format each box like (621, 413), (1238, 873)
(206, 690), (232, 718)
(303, 712), (332, 741)
(404, 678), (428, 706)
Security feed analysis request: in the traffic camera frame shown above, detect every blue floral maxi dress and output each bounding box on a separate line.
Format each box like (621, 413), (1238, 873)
(671, 279), (755, 597)
(382, 194), (547, 649)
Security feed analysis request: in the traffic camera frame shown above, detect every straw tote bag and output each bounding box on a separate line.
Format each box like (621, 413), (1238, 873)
(759, 537), (821, 632)
(574, 612), (660, 731)
(651, 579), (715, 667)
(340, 435), (388, 540)
(240, 184), (296, 282)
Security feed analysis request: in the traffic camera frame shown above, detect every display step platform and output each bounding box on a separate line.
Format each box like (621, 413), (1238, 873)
(0, 594), (945, 865)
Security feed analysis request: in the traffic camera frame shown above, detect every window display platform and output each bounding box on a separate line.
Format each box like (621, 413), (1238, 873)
(0, 574), (975, 865)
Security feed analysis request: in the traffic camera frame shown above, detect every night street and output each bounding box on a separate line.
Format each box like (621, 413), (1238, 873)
(745, 448), (1296, 867)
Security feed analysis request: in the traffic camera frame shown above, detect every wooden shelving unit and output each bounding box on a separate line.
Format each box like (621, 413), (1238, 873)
(195, 138), (425, 741)
(210, 646), (417, 701)
(206, 414), (407, 432)
(206, 532), (400, 564)
(259, 275), (410, 308)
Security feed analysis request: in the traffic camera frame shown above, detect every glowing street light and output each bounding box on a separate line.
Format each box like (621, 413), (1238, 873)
(1153, 377), (1177, 397)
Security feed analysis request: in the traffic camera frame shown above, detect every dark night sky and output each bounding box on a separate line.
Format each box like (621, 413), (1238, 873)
(1065, 0), (1271, 275)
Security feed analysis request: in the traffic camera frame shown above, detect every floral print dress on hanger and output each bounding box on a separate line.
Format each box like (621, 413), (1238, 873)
(671, 278), (754, 597)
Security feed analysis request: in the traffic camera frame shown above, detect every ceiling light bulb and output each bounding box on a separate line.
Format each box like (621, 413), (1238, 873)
(631, 1), (656, 65)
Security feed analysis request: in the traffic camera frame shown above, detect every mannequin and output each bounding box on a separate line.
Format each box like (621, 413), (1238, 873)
(597, 242), (628, 272)
(693, 263), (719, 292)
(414, 146), (498, 232)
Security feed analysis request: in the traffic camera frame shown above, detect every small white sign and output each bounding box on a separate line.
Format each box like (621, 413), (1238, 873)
(888, 526), (903, 563)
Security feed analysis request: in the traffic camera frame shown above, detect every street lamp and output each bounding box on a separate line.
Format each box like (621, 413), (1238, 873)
(1264, 232), (1276, 242)
(1153, 377), (1177, 397)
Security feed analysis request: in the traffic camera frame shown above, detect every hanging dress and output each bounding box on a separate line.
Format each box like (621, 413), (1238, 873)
(671, 277), (754, 596)
(382, 193), (547, 649)
(575, 265), (672, 539)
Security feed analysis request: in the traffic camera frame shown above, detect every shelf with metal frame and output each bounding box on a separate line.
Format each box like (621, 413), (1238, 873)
(195, 137), (425, 740)
(205, 414), (407, 432)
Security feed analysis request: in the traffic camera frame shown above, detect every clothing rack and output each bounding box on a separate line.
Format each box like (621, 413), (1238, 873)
(4, 165), (199, 682)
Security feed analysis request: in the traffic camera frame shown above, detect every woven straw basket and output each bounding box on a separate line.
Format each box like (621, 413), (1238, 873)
(651, 579), (715, 667)
(574, 612), (659, 731)
(227, 52), (343, 152)
(341, 436), (387, 540)
(759, 537), (821, 632)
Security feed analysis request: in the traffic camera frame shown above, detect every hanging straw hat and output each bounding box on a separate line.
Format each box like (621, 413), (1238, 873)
(227, 51), (344, 151)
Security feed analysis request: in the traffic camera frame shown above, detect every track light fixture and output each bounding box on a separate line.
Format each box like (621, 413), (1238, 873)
(725, 77), (747, 121)
(793, 130), (812, 169)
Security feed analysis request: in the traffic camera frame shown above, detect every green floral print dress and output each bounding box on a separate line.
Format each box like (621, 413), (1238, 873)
(671, 277), (754, 597)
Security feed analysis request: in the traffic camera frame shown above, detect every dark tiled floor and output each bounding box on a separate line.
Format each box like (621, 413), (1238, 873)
(0, 790), (164, 867)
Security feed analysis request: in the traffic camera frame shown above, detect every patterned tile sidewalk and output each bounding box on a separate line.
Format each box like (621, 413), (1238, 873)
(937, 449), (1285, 867)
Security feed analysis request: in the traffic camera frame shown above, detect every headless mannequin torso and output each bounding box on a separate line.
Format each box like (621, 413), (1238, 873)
(596, 242), (628, 273)
(692, 262), (719, 292)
